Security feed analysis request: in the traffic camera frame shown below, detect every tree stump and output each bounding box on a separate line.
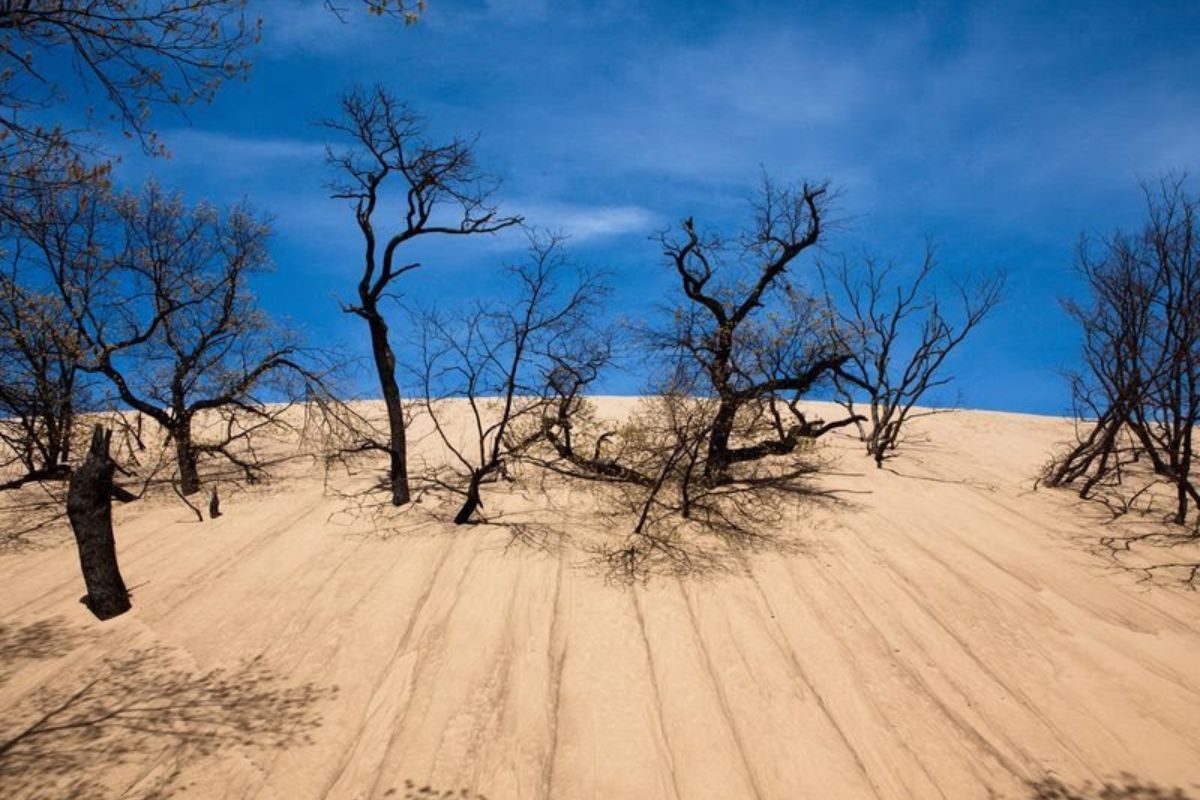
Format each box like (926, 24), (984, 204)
(209, 486), (222, 519)
(67, 425), (131, 620)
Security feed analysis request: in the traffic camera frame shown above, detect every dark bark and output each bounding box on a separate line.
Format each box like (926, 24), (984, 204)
(209, 486), (222, 519)
(323, 88), (522, 510)
(453, 477), (482, 525)
(365, 311), (409, 505)
(174, 417), (201, 497)
(66, 426), (131, 621)
(703, 399), (738, 480)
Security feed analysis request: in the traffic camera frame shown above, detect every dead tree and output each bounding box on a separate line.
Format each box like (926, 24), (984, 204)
(24, 180), (318, 496)
(651, 175), (859, 484)
(67, 426), (131, 620)
(522, 177), (859, 577)
(0, 263), (84, 488)
(822, 247), (1004, 467)
(321, 86), (521, 505)
(414, 235), (609, 524)
(1044, 177), (1200, 530)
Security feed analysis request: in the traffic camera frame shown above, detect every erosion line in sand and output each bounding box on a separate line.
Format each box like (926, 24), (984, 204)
(539, 547), (568, 800)
(629, 587), (684, 800)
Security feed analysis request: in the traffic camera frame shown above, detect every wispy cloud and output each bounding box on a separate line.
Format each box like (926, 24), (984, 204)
(515, 202), (659, 242)
(160, 129), (326, 166)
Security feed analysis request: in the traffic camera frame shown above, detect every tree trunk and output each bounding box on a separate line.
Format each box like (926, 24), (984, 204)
(67, 426), (131, 621)
(174, 418), (201, 496)
(209, 486), (222, 519)
(703, 398), (739, 481)
(454, 476), (482, 525)
(365, 309), (410, 505)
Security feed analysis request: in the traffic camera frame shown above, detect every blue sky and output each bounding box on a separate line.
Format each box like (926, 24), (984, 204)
(99, 0), (1200, 415)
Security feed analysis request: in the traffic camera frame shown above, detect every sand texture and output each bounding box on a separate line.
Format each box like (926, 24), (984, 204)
(2, 400), (1199, 799)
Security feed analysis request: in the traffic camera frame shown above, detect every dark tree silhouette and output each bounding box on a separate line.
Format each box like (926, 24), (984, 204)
(413, 235), (609, 524)
(21, 180), (318, 496)
(66, 426), (131, 621)
(822, 247), (1003, 467)
(321, 86), (521, 505)
(527, 176), (855, 577)
(0, 265), (84, 489)
(1043, 177), (1200, 532)
(650, 175), (857, 484)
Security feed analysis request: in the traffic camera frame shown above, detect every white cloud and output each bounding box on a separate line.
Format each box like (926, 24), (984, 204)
(160, 129), (326, 165)
(514, 202), (659, 242)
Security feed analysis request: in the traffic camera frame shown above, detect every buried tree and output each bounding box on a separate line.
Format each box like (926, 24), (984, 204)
(321, 86), (522, 505)
(67, 426), (131, 621)
(1044, 177), (1200, 529)
(821, 247), (1004, 468)
(23, 180), (317, 496)
(652, 176), (859, 484)
(413, 234), (609, 524)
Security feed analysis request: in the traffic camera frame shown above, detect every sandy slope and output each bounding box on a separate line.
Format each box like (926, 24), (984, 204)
(2, 401), (1199, 800)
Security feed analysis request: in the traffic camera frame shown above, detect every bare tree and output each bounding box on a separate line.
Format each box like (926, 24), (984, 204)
(523, 176), (856, 577)
(67, 425), (131, 620)
(413, 235), (609, 524)
(1044, 177), (1200, 532)
(821, 248), (1004, 467)
(0, 0), (259, 206)
(0, 259), (85, 488)
(321, 85), (521, 505)
(20, 179), (318, 496)
(650, 175), (858, 484)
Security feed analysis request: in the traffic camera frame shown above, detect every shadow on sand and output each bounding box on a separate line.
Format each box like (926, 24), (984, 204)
(0, 645), (332, 799)
(994, 775), (1198, 800)
(0, 617), (90, 688)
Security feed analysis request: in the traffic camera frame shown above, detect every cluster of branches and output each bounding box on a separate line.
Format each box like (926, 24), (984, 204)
(822, 248), (1004, 467)
(1043, 177), (1200, 532)
(0, 177), (330, 506)
(325, 0), (426, 23)
(412, 234), (608, 524)
(321, 84), (522, 506)
(315, 131), (1002, 573)
(523, 179), (863, 573)
(0, 260), (83, 487)
(0, 0), (260, 208)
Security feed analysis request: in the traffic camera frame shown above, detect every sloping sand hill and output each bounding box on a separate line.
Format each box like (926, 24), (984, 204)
(2, 401), (1199, 799)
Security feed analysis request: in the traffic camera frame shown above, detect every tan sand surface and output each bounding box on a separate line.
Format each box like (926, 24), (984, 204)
(2, 400), (1199, 799)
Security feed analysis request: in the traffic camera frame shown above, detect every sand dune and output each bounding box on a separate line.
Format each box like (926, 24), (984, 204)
(2, 401), (1199, 799)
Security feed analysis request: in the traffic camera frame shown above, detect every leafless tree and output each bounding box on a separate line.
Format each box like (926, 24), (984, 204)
(0, 258), (85, 488)
(1043, 177), (1200, 533)
(821, 247), (1004, 467)
(649, 175), (858, 484)
(525, 176), (855, 576)
(66, 425), (131, 620)
(19, 179), (321, 497)
(542, 379), (830, 580)
(413, 235), (609, 524)
(321, 85), (521, 505)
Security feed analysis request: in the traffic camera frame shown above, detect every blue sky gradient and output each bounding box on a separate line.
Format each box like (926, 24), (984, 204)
(96, 0), (1200, 414)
